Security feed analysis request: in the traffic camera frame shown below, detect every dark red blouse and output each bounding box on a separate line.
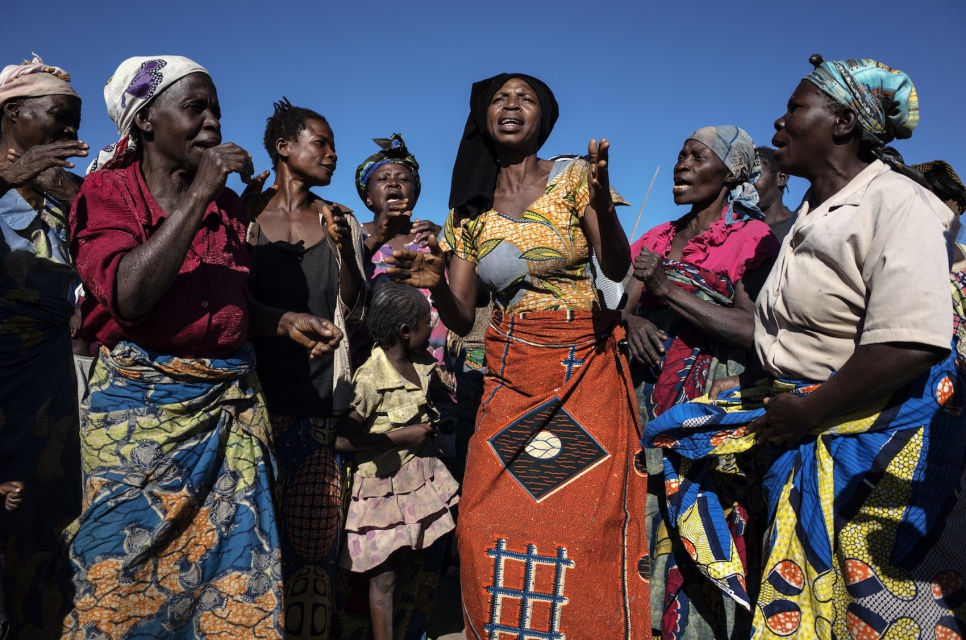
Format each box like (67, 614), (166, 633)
(71, 160), (251, 358)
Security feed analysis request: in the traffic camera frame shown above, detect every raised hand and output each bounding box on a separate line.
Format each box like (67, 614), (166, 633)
(1, 140), (89, 190)
(633, 247), (670, 297)
(385, 233), (446, 289)
(279, 312), (343, 359)
(411, 218), (441, 244)
(320, 201), (352, 252)
(587, 138), (614, 215)
(240, 169), (274, 220)
(370, 197), (412, 246)
(190, 143), (254, 205)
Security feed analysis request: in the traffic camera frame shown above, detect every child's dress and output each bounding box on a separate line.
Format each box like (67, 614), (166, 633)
(341, 345), (460, 572)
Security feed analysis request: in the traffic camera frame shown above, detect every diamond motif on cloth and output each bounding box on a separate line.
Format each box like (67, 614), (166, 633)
(488, 397), (609, 502)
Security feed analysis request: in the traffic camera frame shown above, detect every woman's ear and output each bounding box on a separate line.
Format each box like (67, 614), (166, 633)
(2, 99), (21, 123)
(834, 105), (861, 140)
(399, 322), (412, 342)
(275, 137), (289, 162)
(133, 108), (153, 136)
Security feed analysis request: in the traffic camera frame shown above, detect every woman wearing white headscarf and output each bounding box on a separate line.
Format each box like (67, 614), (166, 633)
(63, 56), (342, 639)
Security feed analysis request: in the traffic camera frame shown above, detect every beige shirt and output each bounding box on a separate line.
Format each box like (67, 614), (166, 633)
(755, 161), (954, 382)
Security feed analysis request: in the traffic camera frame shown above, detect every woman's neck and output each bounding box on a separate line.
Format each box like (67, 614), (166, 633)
(139, 152), (195, 210)
(684, 188), (730, 234)
(270, 165), (317, 212)
(494, 152), (543, 192)
(762, 199), (794, 226)
(804, 155), (871, 209)
(0, 133), (20, 169)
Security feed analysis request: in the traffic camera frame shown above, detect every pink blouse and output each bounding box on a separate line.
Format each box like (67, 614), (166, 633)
(631, 211), (780, 286)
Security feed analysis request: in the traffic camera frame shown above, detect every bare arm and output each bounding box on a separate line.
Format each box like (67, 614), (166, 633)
(386, 235), (479, 336)
(633, 247), (774, 349)
(247, 297), (343, 359)
(319, 203), (365, 315)
(619, 277), (667, 366)
(581, 139), (631, 281)
(115, 144), (253, 319)
(334, 410), (433, 452)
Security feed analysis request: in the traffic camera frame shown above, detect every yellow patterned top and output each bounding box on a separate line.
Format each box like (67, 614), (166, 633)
(349, 345), (443, 477)
(439, 157), (627, 315)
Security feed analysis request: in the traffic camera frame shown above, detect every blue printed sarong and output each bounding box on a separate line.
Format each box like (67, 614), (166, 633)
(62, 342), (283, 639)
(644, 272), (966, 639)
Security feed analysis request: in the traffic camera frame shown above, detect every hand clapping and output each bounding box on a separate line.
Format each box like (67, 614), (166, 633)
(385, 233), (446, 289)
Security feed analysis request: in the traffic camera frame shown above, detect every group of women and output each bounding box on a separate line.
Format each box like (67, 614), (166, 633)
(0, 48), (964, 640)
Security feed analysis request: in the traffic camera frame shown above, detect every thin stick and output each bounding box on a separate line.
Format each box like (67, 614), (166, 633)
(630, 165), (660, 241)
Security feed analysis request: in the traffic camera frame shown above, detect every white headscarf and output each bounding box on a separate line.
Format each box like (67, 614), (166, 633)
(0, 54), (78, 106)
(88, 55), (208, 173)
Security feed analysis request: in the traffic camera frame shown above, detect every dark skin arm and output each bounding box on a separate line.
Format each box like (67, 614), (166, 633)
(753, 343), (947, 447)
(581, 139), (631, 281)
(619, 277), (668, 366)
(0, 140), (89, 198)
(320, 202), (364, 318)
(334, 410), (433, 452)
(115, 143), (253, 320)
(632, 247), (774, 349)
(246, 297), (343, 359)
(386, 237), (479, 336)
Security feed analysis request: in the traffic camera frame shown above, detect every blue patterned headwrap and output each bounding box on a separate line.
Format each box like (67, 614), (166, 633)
(687, 125), (762, 224)
(354, 133), (421, 208)
(804, 54), (918, 144)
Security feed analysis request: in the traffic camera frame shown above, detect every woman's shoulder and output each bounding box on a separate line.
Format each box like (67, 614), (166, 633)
(726, 218), (775, 240)
(865, 168), (952, 225)
(716, 218), (780, 260)
(547, 155), (589, 184)
(78, 163), (134, 194)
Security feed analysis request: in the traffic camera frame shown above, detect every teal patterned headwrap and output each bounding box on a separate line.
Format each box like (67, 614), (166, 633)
(804, 54), (919, 144)
(355, 133), (421, 208)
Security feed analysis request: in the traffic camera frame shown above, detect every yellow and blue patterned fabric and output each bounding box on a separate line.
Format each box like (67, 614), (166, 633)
(0, 188), (81, 638)
(440, 157), (628, 314)
(62, 342), (284, 639)
(644, 270), (966, 639)
(805, 55), (918, 143)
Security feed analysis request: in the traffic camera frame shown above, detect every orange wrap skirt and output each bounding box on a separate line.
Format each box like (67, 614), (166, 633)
(458, 309), (650, 639)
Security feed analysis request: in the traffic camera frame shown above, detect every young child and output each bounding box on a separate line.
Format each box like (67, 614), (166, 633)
(336, 283), (459, 640)
(1, 481), (25, 640)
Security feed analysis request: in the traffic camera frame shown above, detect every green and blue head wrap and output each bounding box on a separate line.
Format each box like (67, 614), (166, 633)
(355, 133), (421, 208)
(804, 54), (919, 144)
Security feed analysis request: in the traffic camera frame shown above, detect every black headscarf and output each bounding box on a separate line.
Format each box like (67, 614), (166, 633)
(448, 73), (559, 220)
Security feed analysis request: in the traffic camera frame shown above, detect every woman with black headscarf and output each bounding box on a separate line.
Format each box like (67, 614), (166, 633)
(388, 73), (649, 638)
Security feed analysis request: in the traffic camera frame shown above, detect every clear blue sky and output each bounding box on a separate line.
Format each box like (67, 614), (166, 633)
(3, 0), (964, 239)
